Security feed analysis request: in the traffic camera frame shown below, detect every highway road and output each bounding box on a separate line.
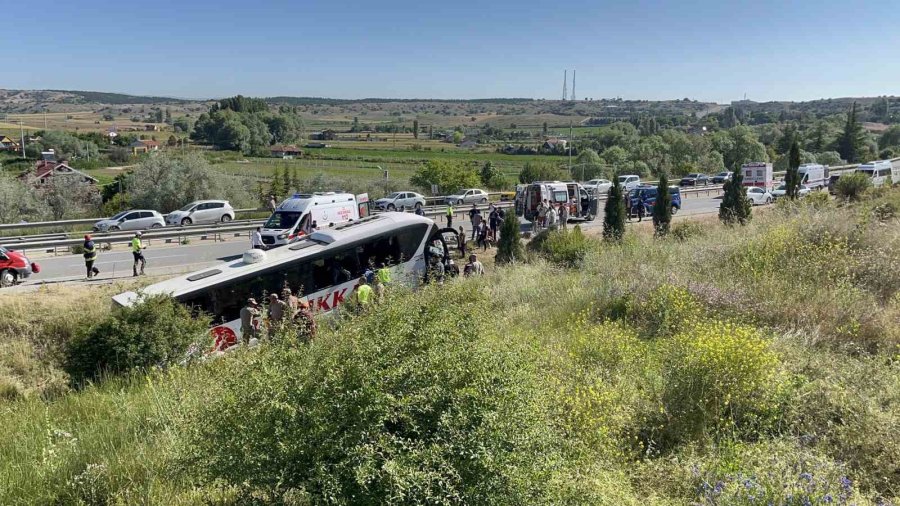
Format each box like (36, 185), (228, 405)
(8, 190), (725, 287)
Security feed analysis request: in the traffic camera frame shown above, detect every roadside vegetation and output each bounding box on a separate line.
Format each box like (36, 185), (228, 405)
(1, 187), (898, 504)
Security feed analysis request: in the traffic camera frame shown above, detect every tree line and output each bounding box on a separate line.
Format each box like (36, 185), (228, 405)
(191, 96), (306, 155)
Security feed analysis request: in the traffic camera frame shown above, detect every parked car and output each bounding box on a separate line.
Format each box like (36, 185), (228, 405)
(629, 184), (681, 215)
(445, 188), (488, 206)
(680, 173), (710, 186)
(771, 184), (812, 200)
(617, 175), (641, 191)
(584, 178), (612, 197)
(374, 191), (426, 211)
(745, 187), (773, 205)
(166, 200), (235, 226)
(712, 171), (733, 184)
(94, 210), (165, 232)
(0, 245), (40, 288)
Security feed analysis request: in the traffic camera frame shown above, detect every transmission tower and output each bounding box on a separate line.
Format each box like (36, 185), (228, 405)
(571, 70), (576, 101)
(562, 70), (567, 101)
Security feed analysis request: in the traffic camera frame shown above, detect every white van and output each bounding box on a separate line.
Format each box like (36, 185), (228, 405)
(857, 160), (893, 187)
(741, 162), (773, 189)
(261, 192), (370, 247)
(797, 163), (829, 190)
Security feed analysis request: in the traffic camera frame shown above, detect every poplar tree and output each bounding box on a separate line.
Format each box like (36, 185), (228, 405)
(785, 140), (801, 199)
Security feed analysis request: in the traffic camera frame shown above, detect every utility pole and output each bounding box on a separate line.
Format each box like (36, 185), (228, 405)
(19, 121), (26, 159)
(572, 70), (576, 101)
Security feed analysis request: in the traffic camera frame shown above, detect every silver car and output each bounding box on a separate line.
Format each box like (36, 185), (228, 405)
(374, 192), (426, 211)
(445, 188), (488, 206)
(93, 210), (165, 232)
(585, 178), (612, 197)
(166, 200), (235, 226)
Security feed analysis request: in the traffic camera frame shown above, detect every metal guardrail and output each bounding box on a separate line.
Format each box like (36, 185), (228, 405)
(0, 208), (262, 232)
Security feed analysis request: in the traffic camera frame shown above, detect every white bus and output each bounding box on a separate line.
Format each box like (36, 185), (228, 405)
(261, 192), (371, 247)
(797, 163), (829, 190)
(113, 213), (458, 349)
(856, 160), (893, 187)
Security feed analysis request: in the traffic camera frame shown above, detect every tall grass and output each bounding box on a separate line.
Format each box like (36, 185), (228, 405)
(0, 189), (898, 503)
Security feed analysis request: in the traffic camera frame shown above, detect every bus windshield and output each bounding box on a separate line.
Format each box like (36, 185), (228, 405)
(265, 211), (303, 230)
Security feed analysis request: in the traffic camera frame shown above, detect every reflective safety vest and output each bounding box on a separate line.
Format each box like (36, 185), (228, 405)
(446, 205), (453, 217)
(376, 267), (391, 284)
(356, 284), (373, 305)
(83, 241), (97, 261)
(131, 237), (142, 253)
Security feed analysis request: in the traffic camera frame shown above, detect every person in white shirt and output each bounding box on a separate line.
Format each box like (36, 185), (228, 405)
(545, 204), (558, 231)
(251, 227), (265, 250)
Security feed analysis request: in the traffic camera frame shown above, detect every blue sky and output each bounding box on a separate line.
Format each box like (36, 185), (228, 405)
(3, 0), (898, 103)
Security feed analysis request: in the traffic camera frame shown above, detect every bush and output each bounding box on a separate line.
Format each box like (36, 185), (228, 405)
(630, 284), (705, 339)
(654, 320), (779, 448)
(495, 209), (524, 263)
(178, 285), (567, 504)
(527, 226), (595, 267)
(834, 171), (872, 202)
(63, 294), (208, 384)
(671, 221), (705, 241)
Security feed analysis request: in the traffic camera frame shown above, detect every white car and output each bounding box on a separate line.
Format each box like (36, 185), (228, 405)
(93, 210), (165, 232)
(374, 191), (426, 211)
(771, 184), (812, 200)
(745, 187), (773, 205)
(585, 179), (612, 197)
(445, 188), (488, 206)
(166, 200), (235, 226)
(617, 175), (641, 191)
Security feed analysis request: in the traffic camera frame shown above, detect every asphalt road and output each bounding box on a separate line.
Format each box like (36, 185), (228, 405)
(12, 191), (725, 287)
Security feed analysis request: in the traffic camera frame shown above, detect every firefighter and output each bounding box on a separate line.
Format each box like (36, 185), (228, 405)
(83, 234), (99, 279)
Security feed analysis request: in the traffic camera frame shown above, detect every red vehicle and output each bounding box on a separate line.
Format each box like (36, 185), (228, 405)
(0, 246), (40, 287)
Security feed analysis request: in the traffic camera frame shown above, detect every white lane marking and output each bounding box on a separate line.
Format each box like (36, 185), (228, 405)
(51, 254), (195, 268)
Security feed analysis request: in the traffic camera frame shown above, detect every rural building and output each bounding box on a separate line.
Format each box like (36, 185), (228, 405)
(270, 144), (303, 158)
(20, 160), (98, 185)
(542, 138), (567, 150)
(130, 139), (160, 155)
(0, 135), (19, 151)
(458, 138), (477, 149)
(309, 129), (336, 141)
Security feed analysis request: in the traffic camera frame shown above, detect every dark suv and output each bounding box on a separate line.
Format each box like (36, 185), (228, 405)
(630, 185), (682, 215)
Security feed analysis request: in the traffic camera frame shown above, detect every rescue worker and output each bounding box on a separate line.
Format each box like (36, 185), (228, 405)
(131, 232), (146, 277)
(376, 262), (391, 286)
(282, 287), (299, 312)
(293, 299), (317, 343)
(429, 255), (445, 284)
(537, 200), (548, 230)
(559, 202), (570, 230)
(353, 276), (373, 308)
(268, 293), (288, 327)
(251, 227), (265, 250)
(488, 207), (501, 241)
(83, 234), (99, 279)
(457, 225), (467, 259)
(446, 203), (454, 228)
(546, 203), (559, 231)
(240, 298), (260, 343)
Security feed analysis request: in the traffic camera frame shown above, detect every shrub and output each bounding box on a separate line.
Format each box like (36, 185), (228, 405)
(495, 210), (524, 264)
(527, 226), (595, 267)
(630, 284), (705, 339)
(835, 171), (872, 202)
(654, 320), (779, 448)
(63, 294), (208, 384)
(603, 182), (626, 241)
(178, 285), (567, 503)
(671, 221), (704, 241)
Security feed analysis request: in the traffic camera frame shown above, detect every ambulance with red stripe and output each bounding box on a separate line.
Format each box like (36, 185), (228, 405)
(112, 213), (458, 351)
(260, 192), (371, 247)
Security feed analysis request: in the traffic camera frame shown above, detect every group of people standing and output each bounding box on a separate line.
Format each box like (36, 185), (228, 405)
(81, 231), (147, 279)
(467, 204), (505, 251)
(534, 200), (570, 232)
(240, 284), (317, 345)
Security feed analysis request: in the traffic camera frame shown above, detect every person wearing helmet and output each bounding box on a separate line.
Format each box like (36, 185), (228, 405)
(83, 234), (100, 279)
(131, 232), (146, 276)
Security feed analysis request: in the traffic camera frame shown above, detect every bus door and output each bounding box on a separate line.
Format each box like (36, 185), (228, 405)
(425, 227), (459, 281)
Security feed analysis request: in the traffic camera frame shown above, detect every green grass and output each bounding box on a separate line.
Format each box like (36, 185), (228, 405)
(2, 190), (899, 503)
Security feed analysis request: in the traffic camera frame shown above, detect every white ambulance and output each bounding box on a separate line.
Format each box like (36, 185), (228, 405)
(741, 162), (774, 189)
(261, 192), (371, 247)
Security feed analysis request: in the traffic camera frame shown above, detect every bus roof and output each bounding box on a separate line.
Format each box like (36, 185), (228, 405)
(112, 212), (434, 307)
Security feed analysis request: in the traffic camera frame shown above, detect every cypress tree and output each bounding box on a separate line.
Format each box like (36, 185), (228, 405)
(269, 167), (283, 198)
(603, 181), (626, 241)
(838, 102), (864, 163)
(786, 140), (801, 199)
(719, 171), (752, 226)
(652, 173), (672, 237)
(496, 211), (523, 264)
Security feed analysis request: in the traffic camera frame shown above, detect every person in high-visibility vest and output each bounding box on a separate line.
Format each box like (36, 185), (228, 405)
(354, 276), (373, 308)
(131, 232), (146, 276)
(376, 262), (391, 285)
(83, 234), (99, 279)
(446, 203), (454, 228)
